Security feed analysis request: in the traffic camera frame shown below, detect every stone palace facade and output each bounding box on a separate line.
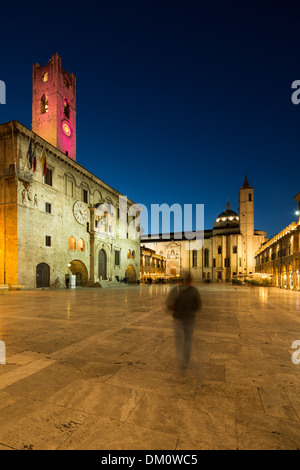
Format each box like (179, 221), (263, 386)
(0, 54), (140, 289)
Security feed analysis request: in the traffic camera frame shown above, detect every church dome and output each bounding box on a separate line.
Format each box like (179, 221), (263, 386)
(215, 203), (239, 224)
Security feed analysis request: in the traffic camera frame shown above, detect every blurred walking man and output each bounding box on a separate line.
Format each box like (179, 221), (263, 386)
(167, 274), (201, 379)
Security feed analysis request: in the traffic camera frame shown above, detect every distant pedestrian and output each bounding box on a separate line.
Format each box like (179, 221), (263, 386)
(166, 274), (201, 379)
(65, 275), (70, 289)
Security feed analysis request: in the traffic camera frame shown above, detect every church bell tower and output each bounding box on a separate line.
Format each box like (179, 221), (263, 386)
(239, 174), (255, 274)
(32, 53), (76, 161)
(239, 174), (254, 237)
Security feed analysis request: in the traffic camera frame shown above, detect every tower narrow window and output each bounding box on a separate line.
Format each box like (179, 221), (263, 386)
(41, 72), (48, 83)
(40, 94), (48, 114)
(249, 193), (252, 201)
(64, 75), (70, 89)
(63, 99), (70, 119)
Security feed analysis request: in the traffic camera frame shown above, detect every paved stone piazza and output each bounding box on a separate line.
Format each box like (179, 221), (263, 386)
(0, 283), (300, 450)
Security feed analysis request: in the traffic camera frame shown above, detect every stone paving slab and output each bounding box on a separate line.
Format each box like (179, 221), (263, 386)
(0, 284), (300, 450)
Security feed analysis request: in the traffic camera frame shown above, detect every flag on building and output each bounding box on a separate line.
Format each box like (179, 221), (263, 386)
(40, 145), (47, 176)
(33, 144), (37, 173)
(31, 142), (37, 172)
(27, 136), (33, 169)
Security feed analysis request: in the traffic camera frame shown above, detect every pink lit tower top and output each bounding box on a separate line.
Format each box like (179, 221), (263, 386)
(32, 53), (76, 161)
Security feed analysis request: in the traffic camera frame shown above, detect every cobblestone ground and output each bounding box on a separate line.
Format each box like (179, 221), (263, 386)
(0, 283), (300, 450)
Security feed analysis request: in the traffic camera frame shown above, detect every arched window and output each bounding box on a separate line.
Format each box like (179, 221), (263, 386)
(63, 99), (70, 119)
(41, 72), (48, 83)
(78, 239), (85, 252)
(127, 250), (131, 259)
(64, 75), (70, 89)
(40, 94), (48, 114)
(68, 236), (76, 250)
(132, 250), (135, 260)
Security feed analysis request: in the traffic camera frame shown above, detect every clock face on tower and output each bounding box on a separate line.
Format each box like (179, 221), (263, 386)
(62, 120), (72, 137)
(73, 201), (88, 225)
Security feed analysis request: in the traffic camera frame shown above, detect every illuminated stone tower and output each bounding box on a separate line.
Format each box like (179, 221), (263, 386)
(239, 174), (255, 273)
(32, 53), (76, 161)
(239, 174), (254, 237)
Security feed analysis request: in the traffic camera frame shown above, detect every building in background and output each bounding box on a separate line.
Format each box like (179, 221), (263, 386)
(142, 177), (267, 282)
(0, 54), (140, 289)
(140, 246), (166, 282)
(255, 193), (300, 290)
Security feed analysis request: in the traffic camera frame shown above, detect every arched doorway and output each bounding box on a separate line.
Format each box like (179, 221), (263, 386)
(66, 260), (88, 286)
(98, 249), (107, 280)
(36, 263), (50, 288)
(125, 265), (137, 284)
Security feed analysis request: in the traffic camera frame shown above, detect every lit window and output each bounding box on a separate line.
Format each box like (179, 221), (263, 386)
(78, 239), (85, 252)
(127, 250), (131, 259)
(40, 94), (48, 114)
(68, 236), (76, 250)
(41, 72), (48, 83)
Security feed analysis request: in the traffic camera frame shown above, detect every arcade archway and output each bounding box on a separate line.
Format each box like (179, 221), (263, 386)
(66, 260), (88, 286)
(125, 265), (137, 284)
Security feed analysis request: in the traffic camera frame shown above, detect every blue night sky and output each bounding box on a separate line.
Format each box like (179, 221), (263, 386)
(1, 0), (300, 238)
